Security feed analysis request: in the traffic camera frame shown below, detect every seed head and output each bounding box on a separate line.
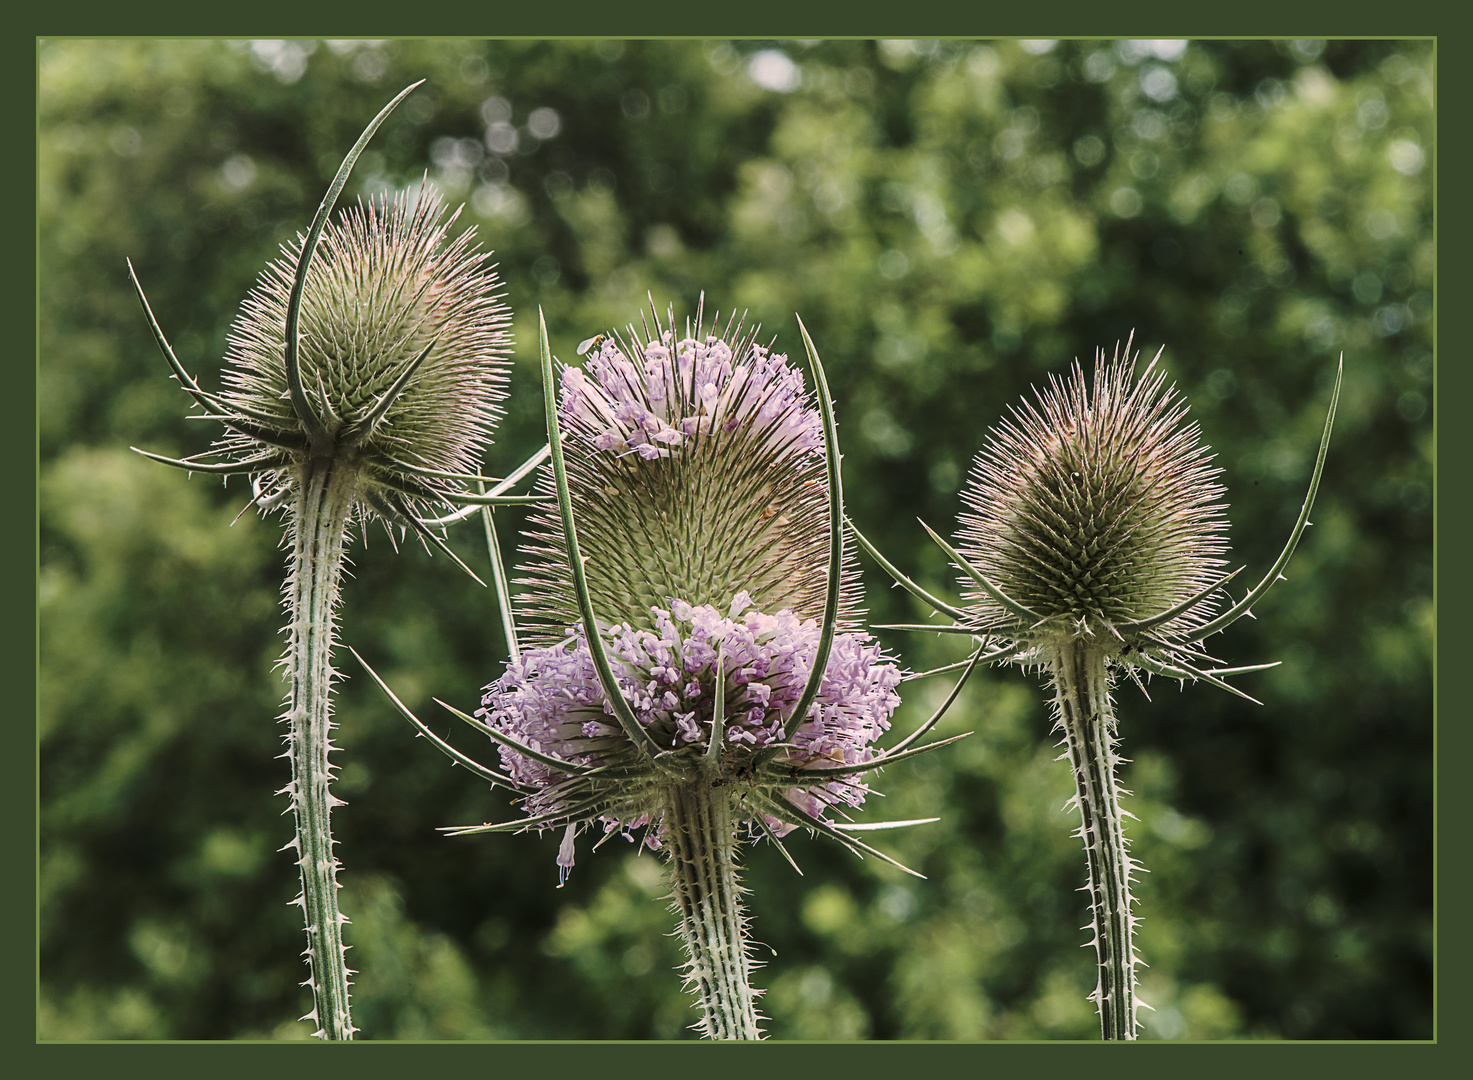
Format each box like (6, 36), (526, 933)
(957, 339), (1228, 658)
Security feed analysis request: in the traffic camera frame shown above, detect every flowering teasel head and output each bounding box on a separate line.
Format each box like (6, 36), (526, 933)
(365, 300), (966, 1039)
(128, 83), (521, 560)
(126, 84), (522, 1041)
(855, 336), (1341, 1039)
(458, 299), (957, 869)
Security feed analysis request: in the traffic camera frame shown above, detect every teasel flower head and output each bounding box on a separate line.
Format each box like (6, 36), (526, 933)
(878, 334), (1342, 697)
(364, 301), (967, 1038)
(955, 337), (1230, 675)
(130, 180), (512, 547)
(213, 183), (512, 521)
(451, 299), (953, 873)
(853, 335), (1340, 1039)
(127, 82), (519, 560)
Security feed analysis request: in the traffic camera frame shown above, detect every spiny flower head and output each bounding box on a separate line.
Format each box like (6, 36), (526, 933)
(478, 592), (901, 879)
(957, 339), (1228, 660)
(216, 183), (512, 518)
(517, 302), (861, 642)
(463, 300), (932, 881)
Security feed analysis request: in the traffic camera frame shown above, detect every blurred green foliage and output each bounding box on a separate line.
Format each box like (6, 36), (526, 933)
(38, 38), (1432, 1040)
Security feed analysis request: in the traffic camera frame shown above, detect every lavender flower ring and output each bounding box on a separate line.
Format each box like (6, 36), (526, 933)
(478, 593), (903, 881)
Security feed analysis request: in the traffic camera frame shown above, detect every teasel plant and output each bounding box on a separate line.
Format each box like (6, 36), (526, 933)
(851, 338), (1341, 1040)
(126, 83), (540, 1039)
(357, 299), (974, 1039)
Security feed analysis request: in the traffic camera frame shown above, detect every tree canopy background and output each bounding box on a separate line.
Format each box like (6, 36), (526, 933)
(38, 37), (1432, 1040)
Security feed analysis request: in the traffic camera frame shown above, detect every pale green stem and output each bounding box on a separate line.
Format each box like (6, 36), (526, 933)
(1048, 641), (1140, 1040)
(663, 783), (763, 1040)
(283, 457), (358, 1040)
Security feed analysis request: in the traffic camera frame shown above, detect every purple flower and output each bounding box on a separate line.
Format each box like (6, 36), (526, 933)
(471, 297), (945, 907)
(477, 594), (902, 868)
(560, 331), (823, 462)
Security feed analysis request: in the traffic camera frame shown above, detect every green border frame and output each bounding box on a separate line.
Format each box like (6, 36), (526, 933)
(19, 4), (1459, 1077)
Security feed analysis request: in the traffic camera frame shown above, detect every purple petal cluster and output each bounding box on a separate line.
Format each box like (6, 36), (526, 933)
(559, 332), (823, 460)
(478, 591), (901, 842)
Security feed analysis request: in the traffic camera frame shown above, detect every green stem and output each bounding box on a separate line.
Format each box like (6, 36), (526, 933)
(284, 457), (359, 1040)
(663, 783), (763, 1040)
(1048, 642), (1140, 1040)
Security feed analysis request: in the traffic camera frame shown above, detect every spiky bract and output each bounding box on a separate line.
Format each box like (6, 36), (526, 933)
(516, 303), (861, 642)
(219, 184), (512, 519)
(958, 340), (1228, 665)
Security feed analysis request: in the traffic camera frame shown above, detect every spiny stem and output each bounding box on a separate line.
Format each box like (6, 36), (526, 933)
(1048, 642), (1140, 1040)
(285, 458), (358, 1040)
(663, 783), (763, 1040)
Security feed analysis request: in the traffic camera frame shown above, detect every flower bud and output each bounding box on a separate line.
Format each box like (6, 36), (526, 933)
(957, 340), (1228, 654)
(219, 184), (512, 511)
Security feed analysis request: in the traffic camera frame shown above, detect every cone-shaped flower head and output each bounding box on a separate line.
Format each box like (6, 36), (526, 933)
(478, 302), (906, 879)
(517, 310), (857, 636)
(956, 339), (1228, 665)
(849, 338), (1338, 1040)
(216, 184), (512, 519)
